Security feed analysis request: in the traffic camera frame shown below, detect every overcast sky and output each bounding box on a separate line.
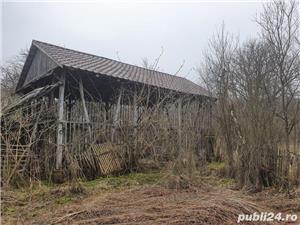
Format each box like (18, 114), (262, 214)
(2, 0), (264, 83)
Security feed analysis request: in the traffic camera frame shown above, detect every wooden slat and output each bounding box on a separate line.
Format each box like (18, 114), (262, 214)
(91, 143), (122, 175)
(1, 145), (30, 174)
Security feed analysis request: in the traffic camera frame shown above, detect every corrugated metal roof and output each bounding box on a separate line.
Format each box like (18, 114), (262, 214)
(21, 40), (210, 97)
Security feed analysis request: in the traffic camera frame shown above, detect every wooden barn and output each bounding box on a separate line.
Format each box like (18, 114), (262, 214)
(1, 40), (214, 182)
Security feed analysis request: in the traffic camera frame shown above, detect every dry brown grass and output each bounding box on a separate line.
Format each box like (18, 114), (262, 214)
(2, 179), (300, 225)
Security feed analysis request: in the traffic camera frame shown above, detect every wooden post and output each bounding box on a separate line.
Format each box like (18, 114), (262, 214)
(133, 91), (138, 134)
(133, 91), (138, 149)
(104, 102), (109, 139)
(66, 98), (72, 143)
(112, 90), (122, 142)
(79, 77), (92, 139)
(48, 91), (54, 108)
(56, 71), (65, 170)
(178, 97), (182, 151)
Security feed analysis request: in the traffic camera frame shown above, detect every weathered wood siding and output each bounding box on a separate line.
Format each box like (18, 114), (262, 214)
(62, 95), (213, 152)
(23, 49), (57, 86)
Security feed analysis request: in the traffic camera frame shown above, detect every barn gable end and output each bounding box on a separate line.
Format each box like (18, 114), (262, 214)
(16, 43), (59, 92)
(23, 49), (58, 86)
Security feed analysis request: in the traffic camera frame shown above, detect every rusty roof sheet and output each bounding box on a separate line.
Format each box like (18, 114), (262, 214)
(29, 40), (210, 97)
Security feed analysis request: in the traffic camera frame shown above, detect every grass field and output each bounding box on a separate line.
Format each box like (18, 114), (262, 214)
(2, 169), (300, 225)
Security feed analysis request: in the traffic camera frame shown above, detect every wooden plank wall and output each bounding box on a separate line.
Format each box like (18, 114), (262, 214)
(23, 49), (57, 86)
(63, 95), (213, 153)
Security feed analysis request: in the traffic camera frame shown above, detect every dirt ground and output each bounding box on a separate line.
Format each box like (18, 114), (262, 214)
(2, 173), (300, 225)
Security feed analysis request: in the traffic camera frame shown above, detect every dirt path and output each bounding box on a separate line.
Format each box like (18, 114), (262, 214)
(3, 185), (299, 225)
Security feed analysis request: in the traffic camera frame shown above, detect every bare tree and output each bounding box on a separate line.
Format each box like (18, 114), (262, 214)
(141, 47), (164, 70)
(200, 0), (300, 190)
(257, 0), (300, 188)
(232, 40), (279, 190)
(1, 49), (28, 107)
(200, 24), (237, 176)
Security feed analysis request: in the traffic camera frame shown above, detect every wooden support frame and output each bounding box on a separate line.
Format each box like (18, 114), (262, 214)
(111, 89), (123, 142)
(177, 97), (182, 151)
(133, 91), (138, 132)
(79, 76), (92, 138)
(56, 71), (65, 170)
(133, 91), (138, 148)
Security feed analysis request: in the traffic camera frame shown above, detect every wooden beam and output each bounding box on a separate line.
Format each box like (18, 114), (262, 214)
(133, 91), (138, 130)
(48, 77), (55, 108)
(133, 91), (138, 148)
(56, 71), (65, 170)
(178, 97), (182, 151)
(111, 90), (122, 142)
(79, 77), (92, 138)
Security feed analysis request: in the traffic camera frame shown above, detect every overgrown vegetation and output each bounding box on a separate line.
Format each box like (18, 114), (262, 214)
(83, 171), (162, 189)
(1, 66), (213, 187)
(1, 1), (300, 225)
(1, 49), (28, 107)
(1, 0), (299, 195)
(200, 0), (300, 191)
(1, 171), (163, 220)
(3, 169), (300, 225)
